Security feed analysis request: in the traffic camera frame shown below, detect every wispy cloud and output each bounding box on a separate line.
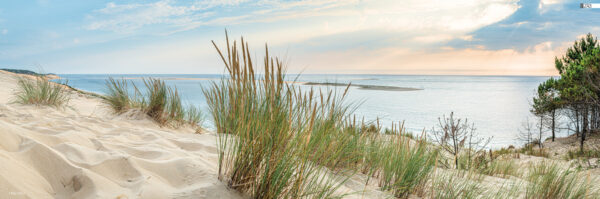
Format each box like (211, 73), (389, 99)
(85, 0), (520, 42)
(85, 0), (213, 33)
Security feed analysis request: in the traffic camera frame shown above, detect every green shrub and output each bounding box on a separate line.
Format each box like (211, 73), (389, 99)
(15, 77), (69, 107)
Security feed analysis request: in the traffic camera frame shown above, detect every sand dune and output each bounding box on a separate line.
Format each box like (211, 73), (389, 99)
(0, 71), (242, 199)
(0, 71), (392, 199)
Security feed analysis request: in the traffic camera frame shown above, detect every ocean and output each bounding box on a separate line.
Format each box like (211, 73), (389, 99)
(56, 74), (554, 148)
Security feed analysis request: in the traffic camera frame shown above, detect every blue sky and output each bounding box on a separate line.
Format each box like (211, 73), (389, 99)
(0, 0), (599, 75)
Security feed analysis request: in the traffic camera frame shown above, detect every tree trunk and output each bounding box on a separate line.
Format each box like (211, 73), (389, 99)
(539, 115), (543, 148)
(454, 157), (459, 170)
(581, 107), (588, 152)
(576, 109), (580, 137)
(552, 109), (556, 142)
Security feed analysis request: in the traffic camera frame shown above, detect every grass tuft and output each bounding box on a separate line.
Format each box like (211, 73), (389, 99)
(103, 77), (201, 128)
(104, 77), (142, 113)
(375, 132), (438, 198)
(203, 32), (355, 198)
(479, 159), (521, 178)
(566, 147), (600, 160)
(204, 32), (442, 198)
(15, 76), (69, 107)
(526, 161), (598, 199)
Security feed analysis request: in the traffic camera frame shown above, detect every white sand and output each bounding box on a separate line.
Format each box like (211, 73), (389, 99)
(0, 71), (242, 199)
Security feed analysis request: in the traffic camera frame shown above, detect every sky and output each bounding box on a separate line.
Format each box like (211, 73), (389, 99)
(0, 0), (599, 75)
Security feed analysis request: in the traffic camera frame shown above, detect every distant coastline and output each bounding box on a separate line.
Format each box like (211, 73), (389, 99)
(0, 68), (60, 79)
(303, 82), (422, 91)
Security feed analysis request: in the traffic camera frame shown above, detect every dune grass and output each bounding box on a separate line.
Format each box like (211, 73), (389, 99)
(430, 169), (524, 199)
(204, 34), (356, 198)
(104, 77), (202, 128)
(374, 132), (438, 198)
(566, 147), (600, 160)
(430, 171), (483, 199)
(479, 159), (521, 179)
(203, 32), (442, 198)
(526, 162), (598, 199)
(104, 78), (141, 113)
(15, 76), (69, 107)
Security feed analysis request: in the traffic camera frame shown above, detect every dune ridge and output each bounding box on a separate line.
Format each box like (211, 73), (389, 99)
(0, 71), (241, 199)
(0, 71), (392, 199)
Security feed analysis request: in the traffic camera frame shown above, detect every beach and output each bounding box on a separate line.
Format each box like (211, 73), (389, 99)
(1, 69), (600, 198)
(0, 68), (399, 198)
(0, 70), (243, 198)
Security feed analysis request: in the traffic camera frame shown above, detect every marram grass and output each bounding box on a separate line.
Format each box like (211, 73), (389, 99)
(104, 77), (141, 113)
(525, 162), (599, 199)
(373, 131), (438, 198)
(103, 77), (202, 128)
(15, 76), (69, 107)
(204, 32), (440, 198)
(430, 169), (523, 199)
(204, 33), (353, 198)
(479, 159), (521, 179)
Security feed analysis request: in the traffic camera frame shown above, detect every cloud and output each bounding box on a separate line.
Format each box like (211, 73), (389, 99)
(85, 0), (520, 42)
(85, 0), (217, 33)
(538, 0), (565, 13)
(1, 29), (6, 35)
(55, 0), (524, 74)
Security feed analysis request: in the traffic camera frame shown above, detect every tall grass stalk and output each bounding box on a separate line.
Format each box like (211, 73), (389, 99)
(430, 171), (483, 199)
(104, 77), (200, 128)
(104, 77), (142, 113)
(375, 131), (438, 198)
(15, 76), (69, 107)
(431, 170), (523, 199)
(185, 105), (204, 126)
(526, 162), (598, 199)
(204, 33), (356, 198)
(479, 159), (521, 178)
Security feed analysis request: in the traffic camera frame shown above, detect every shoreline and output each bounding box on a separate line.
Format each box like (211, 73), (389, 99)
(303, 82), (422, 91)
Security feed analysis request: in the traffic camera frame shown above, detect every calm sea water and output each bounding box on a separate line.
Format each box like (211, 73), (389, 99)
(56, 74), (555, 148)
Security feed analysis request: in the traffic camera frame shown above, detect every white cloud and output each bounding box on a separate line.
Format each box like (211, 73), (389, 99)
(413, 34), (455, 43)
(1, 29), (7, 35)
(85, 0), (520, 44)
(538, 0), (565, 13)
(86, 0), (215, 33)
